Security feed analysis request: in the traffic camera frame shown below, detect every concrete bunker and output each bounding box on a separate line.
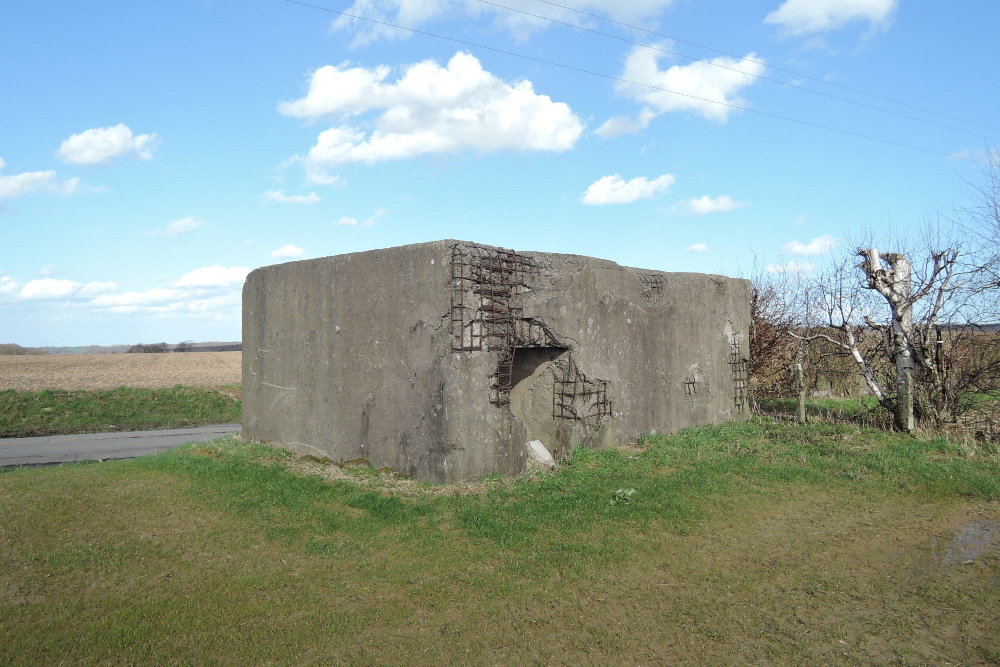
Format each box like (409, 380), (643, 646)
(242, 239), (751, 483)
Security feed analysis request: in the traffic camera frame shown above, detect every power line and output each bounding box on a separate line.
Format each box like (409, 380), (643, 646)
(285, 0), (989, 165)
(529, 0), (1000, 135)
(470, 0), (999, 143)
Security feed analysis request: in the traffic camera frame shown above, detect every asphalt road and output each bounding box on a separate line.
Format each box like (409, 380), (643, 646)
(0, 425), (241, 467)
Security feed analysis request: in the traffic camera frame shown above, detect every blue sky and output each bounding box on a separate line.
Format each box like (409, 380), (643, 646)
(1, 0), (997, 346)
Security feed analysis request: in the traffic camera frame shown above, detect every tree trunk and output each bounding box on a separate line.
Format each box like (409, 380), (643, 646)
(858, 248), (916, 432)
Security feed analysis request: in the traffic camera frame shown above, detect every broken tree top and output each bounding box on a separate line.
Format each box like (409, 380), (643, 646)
(243, 240), (751, 483)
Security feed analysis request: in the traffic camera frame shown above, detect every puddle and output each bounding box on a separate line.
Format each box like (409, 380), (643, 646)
(899, 518), (1000, 574)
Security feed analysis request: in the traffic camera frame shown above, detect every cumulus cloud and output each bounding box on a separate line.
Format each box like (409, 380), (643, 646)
(331, 0), (679, 46)
(767, 261), (815, 274)
(270, 245), (305, 259)
(582, 173), (675, 205)
(150, 216), (202, 237)
(77, 281), (119, 296)
(88, 289), (242, 317)
(595, 110), (656, 139)
(610, 45), (766, 126)
(1, 264), (249, 324)
(680, 195), (748, 215)
(781, 234), (838, 255)
(0, 169), (79, 200)
(18, 278), (82, 300)
(687, 242), (709, 252)
(280, 52), (583, 174)
(84, 267), (249, 316)
(0, 275), (21, 297)
(332, 208), (386, 227)
(176, 266), (251, 288)
(261, 190), (321, 204)
(764, 0), (897, 35)
(90, 288), (183, 308)
(56, 123), (159, 165)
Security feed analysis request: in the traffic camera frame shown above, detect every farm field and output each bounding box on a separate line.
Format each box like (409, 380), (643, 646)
(0, 351), (242, 392)
(0, 352), (242, 437)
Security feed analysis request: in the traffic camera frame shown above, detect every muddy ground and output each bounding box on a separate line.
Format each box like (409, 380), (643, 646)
(0, 352), (242, 391)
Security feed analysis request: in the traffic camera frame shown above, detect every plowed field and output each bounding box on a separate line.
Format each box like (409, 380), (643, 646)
(0, 352), (242, 391)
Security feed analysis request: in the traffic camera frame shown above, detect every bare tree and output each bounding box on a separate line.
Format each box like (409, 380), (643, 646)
(787, 152), (1000, 432)
(748, 264), (794, 399)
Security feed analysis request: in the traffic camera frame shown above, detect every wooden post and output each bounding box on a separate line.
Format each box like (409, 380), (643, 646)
(795, 362), (806, 425)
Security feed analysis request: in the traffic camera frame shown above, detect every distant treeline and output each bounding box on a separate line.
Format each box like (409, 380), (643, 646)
(0, 343), (49, 356)
(127, 341), (243, 353)
(4, 342), (243, 355)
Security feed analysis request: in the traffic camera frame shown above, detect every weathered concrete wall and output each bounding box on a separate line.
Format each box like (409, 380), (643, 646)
(243, 240), (750, 483)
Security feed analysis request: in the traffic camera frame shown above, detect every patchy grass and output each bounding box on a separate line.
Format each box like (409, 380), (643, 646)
(0, 385), (241, 437)
(756, 395), (883, 421)
(2, 421), (999, 664)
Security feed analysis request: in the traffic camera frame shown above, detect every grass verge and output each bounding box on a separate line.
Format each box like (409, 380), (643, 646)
(2, 419), (998, 664)
(0, 385), (241, 437)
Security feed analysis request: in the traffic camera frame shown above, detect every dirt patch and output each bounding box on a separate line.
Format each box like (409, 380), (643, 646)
(0, 352), (242, 391)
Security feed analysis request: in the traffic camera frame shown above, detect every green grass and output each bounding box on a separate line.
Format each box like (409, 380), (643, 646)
(2, 420), (999, 664)
(0, 385), (241, 437)
(757, 395), (883, 420)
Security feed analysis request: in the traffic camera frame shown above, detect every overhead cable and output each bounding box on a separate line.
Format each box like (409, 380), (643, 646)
(285, 0), (990, 165)
(470, 0), (999, 143)
(528, 0), (1000, 135)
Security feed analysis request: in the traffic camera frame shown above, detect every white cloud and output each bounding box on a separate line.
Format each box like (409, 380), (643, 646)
(270, 244), (305, 259)
(595, 110), (656, 139)
(687, 242), (709, 252)
(150, 216), (202, 237)
(948, 147), (989, 163)
(0, 169), (79, 200)
(261, 190), (321, 204)
(582, 173), (675, 205)
(0, 276), (21, 296)
(176, 266), (251, 288)
(19, 278), (82, 300)
(331, 0), (679, 46)
(56, 123), (159, 165)
(280, 52), (583, 168)
(767, 261), (815, 274)
(781, 234), (839, 255)
(0, 158), (5, 169)
(77, 281), (119, 296)
(681, 195), (748, 214)
(38, 265), (55, 276)
(88, 289), (243, 317)
(331, 208), (386, 227)
(613, 45), (766, 124)
(765, 0), (897, 36)
(304, 170), (346, 187)
(90, 288), (184, 308)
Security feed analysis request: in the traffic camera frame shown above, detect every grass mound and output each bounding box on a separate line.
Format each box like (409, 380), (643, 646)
(2, 420), (998, 664)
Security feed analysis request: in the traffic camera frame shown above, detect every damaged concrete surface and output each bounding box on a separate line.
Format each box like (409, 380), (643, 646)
(243, 240), (751, 483)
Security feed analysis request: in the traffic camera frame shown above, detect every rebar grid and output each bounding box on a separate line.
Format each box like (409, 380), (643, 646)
(729, 338), (749, 414)
(450, 243), (539, 405)
(552, 354), (613, 422)
(639, 273), (665, 291)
